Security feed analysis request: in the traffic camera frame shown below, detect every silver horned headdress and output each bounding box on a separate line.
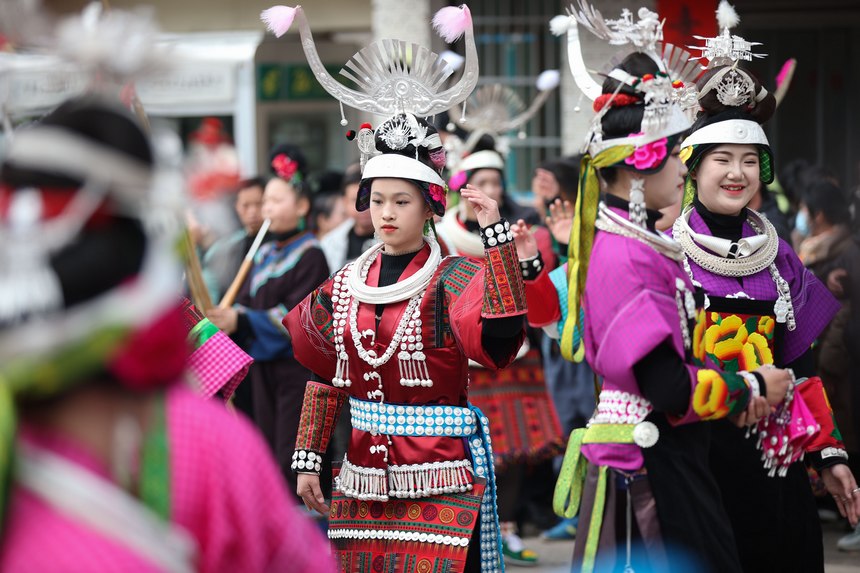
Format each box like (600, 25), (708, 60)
(262, 4), (477, 173)
(445, 69), (560, 171)
(689, 0), (765, 69)
(261, 5), (477, 123)
(551, 1), (699, 154)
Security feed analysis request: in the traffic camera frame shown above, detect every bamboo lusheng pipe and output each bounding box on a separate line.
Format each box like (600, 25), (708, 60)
(218, 218), (271, 309)
(184, 231), (213, 311)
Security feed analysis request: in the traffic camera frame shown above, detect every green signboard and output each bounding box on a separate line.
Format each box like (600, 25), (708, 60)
(257, 63), (345, 101)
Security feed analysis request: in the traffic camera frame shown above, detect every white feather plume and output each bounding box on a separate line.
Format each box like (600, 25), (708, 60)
(716, 1), (740, 30)
(550, 14), (574, 37)
(536, 69), (560, 92)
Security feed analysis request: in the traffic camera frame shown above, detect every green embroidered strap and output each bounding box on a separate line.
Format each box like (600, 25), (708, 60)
(582, 424), (637, 444)
(187, 317), (219, 350)
(553, 429), (587, 519)
(582, 465), (608, 573)
(561, 146), (634, 362)
(140, 392), (170, 520)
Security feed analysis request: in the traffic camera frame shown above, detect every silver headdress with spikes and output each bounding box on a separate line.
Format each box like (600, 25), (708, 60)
(690, 1), (768, 109)
(445, 69), (560, 172)
(261, 4), (477, 180)
(689, 0), (765, 69)
(551, 0), (699, 155)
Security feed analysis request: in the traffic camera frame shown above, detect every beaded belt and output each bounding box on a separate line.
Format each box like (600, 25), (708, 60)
(350, 398), (478, 437)
(348, 397), (503, 573)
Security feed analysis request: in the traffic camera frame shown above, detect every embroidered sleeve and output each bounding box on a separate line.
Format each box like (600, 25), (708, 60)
(283, 277), (339, 381)
(797, 376), (846, 462)
(446, 257), (525, 369)
(669, 367), (752, 425)
(480, 219), (527, 318)
(292, 381), (349, 475)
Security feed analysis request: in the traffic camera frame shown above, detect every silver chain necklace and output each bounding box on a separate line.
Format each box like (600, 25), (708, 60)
(595, 202), (685, 261)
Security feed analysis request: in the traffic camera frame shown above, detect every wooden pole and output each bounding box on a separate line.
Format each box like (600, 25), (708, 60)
(218, 219), (271, 309)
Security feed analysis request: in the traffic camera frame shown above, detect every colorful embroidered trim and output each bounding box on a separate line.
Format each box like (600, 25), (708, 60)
(676, 368), (751, 423)
(293, 381), (349, 468)
(328, 483), (485, 573)
(483, 237), (527, 318)
(703, 310), (778, 372)
(250, 232), (319, 296)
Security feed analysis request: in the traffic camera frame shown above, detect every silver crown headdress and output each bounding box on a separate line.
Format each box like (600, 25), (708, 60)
(445, 69), (560, 171)
(689, 1), (765, 69)
(261, 5), (478, 171)
(689, 1), (768, 109)
(551, 1), (700, 154)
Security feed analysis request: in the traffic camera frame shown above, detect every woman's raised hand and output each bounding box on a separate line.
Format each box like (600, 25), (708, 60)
(511, 219), (538, 260)
(460, 184), (501, 229)
(546, 198), (574, 246)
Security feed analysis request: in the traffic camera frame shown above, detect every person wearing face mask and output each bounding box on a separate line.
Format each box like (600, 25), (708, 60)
(671, 3), (860, 570)
(206, 143), (330, 492)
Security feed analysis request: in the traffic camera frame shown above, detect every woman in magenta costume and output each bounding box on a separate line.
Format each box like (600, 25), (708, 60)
(670, 4), (860, 570)
(544, 5), (796, 572)
(0, 97), (330, 572)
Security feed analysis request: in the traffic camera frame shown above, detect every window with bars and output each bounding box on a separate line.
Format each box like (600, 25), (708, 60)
(464, 0), (563, 194)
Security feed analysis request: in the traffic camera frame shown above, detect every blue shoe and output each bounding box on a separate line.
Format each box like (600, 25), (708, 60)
(541, 517), (577, 540)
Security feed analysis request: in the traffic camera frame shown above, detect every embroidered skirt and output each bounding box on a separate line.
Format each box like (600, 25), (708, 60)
(468, 349), (564, 468)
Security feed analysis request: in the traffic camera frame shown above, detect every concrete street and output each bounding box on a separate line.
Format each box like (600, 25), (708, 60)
(517, 521), (860, 572)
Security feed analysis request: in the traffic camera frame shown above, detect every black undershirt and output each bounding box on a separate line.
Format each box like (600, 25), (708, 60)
(375, 247), (522, 364)
(346, 227), (376, 262)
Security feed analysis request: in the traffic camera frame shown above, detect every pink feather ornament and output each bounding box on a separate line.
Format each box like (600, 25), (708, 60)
(260, 5), (296, 38)
(776, 58), (796, 87)
(432, 5), (472, 44)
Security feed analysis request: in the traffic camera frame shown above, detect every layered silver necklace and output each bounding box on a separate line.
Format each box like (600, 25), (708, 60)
(674, 207), (796, 331)
(331, 237), (441, 391)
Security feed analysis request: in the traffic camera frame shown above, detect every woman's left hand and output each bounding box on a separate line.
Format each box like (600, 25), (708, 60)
(460, 184), (501, 229)
(206, 307), (239, 334)
(821, 464), (860, 526)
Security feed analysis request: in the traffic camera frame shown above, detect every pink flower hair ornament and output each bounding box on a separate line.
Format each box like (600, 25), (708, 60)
(624, 135), (668, 171)
(271, 153), (301, 183)
(427, 183), (447, 210)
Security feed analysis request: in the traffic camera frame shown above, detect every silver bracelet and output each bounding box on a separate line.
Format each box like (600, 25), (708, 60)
(739, 371), (760, 399)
